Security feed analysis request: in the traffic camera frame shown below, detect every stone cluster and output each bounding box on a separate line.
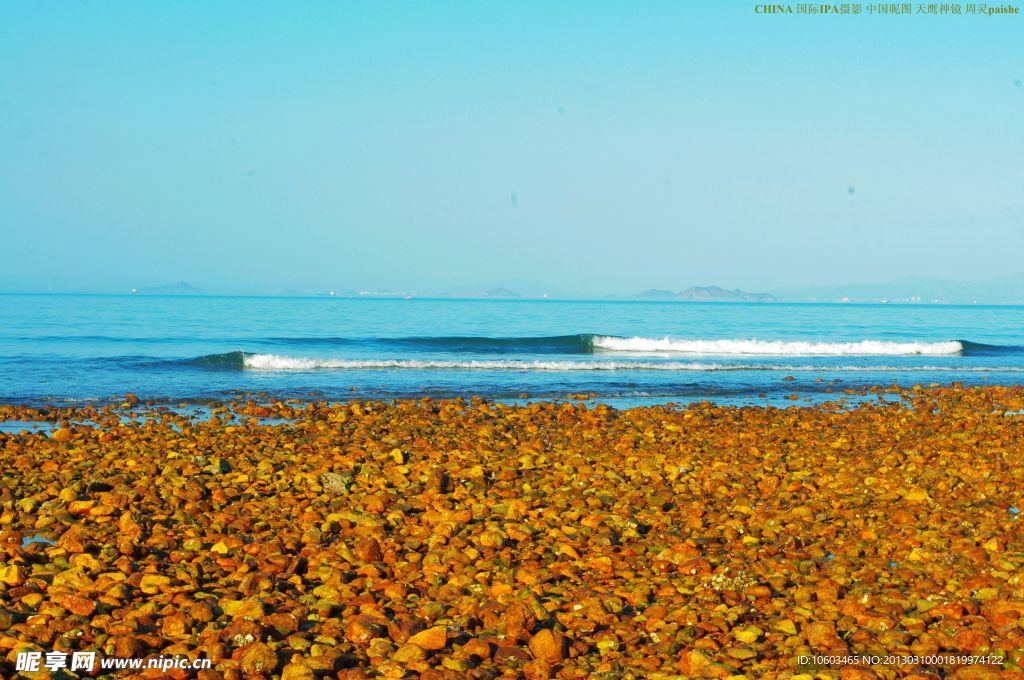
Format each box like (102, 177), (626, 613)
(1, 386), (1023, 678)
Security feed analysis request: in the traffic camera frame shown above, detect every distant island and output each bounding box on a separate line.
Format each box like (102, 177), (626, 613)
(480, 287), (521, 298)
(132, 281), (204, 295)
(774, 274), (1024, 305)
(628, 289), (676, 300)
(628, 286), (777, 302)
(35, 273), (1023, 304)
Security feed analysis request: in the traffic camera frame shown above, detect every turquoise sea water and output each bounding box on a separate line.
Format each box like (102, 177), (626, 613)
(1, 294), (1023, 408)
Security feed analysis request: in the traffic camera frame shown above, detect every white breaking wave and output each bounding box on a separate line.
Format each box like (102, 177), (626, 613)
(591, 337), (964, 356)
(238, 354), (1019, 372)
(242, 355), (724, 371)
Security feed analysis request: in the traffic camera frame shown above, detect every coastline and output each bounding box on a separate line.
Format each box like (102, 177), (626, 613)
(2, 387), (1024, 677)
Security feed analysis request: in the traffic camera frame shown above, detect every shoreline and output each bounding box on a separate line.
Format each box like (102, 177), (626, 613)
(3, 387), (1024, 677)
(0, 383), (972, 422)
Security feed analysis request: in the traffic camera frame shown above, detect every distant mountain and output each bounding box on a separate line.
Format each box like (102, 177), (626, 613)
(628, 289), (677, 300)
(133, 281), (204, 295)
(481, 288), (520, 298)
(776, 273), (1024, 304)
(676, 286), (777, 302)
(628, 286), (777, 302)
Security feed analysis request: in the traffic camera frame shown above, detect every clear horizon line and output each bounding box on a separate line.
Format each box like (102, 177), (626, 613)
(2, 290), (1024, 307)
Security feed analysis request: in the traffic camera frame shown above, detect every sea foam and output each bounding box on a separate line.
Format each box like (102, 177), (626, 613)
(590, 337), (964, 356)
(241, 355), (723, 371)
(235, 353), (1017, 372)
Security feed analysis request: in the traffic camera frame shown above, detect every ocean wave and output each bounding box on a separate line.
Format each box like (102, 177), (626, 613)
(265, 336), (1013, 356)
(240, 354), (725, 371)
(177, 352), (1024, 372)
(591, 337), (965, 356)
(266, 334), (596, 354)
(21, 333), (1017, 358)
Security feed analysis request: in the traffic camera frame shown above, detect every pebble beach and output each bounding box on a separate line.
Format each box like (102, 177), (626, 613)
(2, 386), (1024, 678)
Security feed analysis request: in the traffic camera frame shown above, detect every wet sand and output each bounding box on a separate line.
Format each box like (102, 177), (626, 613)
(2, 386), (1024, 678)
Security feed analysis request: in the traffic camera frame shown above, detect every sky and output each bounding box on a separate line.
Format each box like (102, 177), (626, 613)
(1, 2), (1022, 297)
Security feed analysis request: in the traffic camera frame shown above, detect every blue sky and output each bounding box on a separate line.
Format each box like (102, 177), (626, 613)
(1, 2), (1021, 296)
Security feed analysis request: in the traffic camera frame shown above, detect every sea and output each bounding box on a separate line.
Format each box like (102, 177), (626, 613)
(1, 293), (1023, 409)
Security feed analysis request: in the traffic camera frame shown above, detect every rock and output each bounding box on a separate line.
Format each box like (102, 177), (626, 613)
(773, 619), (798, 636)
(114, 635), (144, 658)
(51, 427), (73, 442)
(187, 601), (216, 623)
(442, 657), (470, 671)
(262, 612), (299, 635)
(425, 468), (449, 493)
(57, 527), (89, 552)
(734, 626), (763, 643)
(0, 609), (15, 629)
(419, 601), (446, 623)
(0, 565), (26, 586)
(366, 638), (396, 660)
(392, 643), (429, 663)
(726, 645), (757, 659)
(528, 629), (567, 663)
(904, 488), (930, 502)
(595, 634), (620, 654)
(206, 457), (231, 474)
(280, 662), (315, 680)
(678, 650), (712, 676)
(118, 512), (144, 539)
(222, 598), (265, 619)
(478, 530), (506, 549)
(406, 625), (447, 651)
(320, 472), (349, 494)
(460, 638), (492, 660)
(139, 574), (171, 594)
(354, 537), (382, 562)
(806, 621), (847, 650)
(161, 613), (190, 637)
(346, 618), (387, 645)
(239, 642), (279, 675)
(67, 499), (96, 515)
(387, 615), (426, 644)
(523, 660), (554, 679)
(60, 594), (97, 617)
(502, 600), (537, 641)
